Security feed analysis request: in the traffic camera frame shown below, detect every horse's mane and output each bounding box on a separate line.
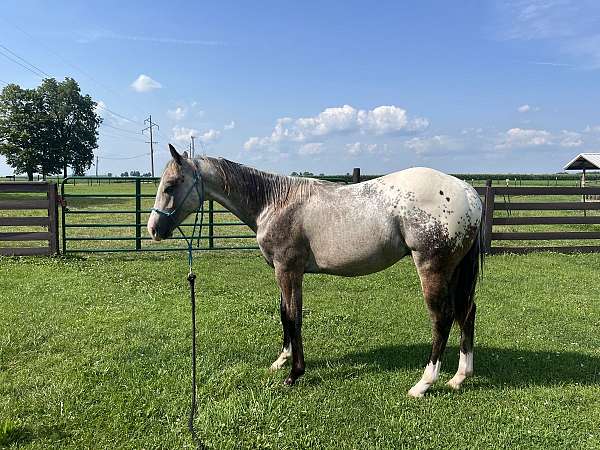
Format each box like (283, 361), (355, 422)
(205, 157), (319, 210)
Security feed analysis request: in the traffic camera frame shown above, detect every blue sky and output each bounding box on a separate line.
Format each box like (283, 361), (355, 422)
(1, 0), (599, 176)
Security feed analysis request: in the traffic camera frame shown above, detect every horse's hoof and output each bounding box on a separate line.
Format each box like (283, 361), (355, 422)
(283, 377), (295, 386)
(407, 387), (425, 398)
(446, 379), (462, 390)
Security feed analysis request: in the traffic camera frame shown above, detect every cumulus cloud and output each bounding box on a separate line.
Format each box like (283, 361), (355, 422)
(495, 128), (583, 149)
(168, 106), (186, 121)
(244, 104), (428, 151)
(346, 142), (379, 155)
(224, 121), (236, 131)
(298, 142), (324, 156)
(496, 128), (552, 149)
(172, 126), (199, 143)
(558, 130), (583, 147)
(131, 74), (162, 93)
(198, 129), (221, 144)
(404, 135), (462, 155)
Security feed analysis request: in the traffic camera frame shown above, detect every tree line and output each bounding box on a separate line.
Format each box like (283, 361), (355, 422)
(0, 77), (101, 180)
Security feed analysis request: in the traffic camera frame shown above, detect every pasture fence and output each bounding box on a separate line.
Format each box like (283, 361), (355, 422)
(0, 182), (59, 256)
(476, 181), (600, 254)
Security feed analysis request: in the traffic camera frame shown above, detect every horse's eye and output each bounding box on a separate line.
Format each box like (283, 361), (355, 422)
(164, 185), (175, 195)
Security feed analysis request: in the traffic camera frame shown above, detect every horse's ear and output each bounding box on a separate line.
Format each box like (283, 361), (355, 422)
(169, 144), (182, 165)
(182, 151), (189, 159)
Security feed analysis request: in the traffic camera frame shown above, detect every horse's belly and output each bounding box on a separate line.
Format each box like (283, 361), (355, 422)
(306, 220), (409, 276)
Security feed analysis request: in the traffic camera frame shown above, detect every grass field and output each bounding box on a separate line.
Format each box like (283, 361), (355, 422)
(1, 251), (599, 449)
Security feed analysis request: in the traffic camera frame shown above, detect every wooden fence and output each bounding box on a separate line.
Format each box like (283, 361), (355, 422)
(476, 183), (600, 254)
(0, 182), (59, 256)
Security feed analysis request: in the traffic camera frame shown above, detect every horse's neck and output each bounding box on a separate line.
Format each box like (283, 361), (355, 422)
(200, 159), (312, 233)
(206, 188), (261, 232)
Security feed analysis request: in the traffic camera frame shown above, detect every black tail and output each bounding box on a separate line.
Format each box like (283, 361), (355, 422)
(454, 228), (481, 321)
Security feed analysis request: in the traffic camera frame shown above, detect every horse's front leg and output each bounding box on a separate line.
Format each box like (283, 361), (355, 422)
(275, 264), (305, 385)
(269, 292), (292, 371)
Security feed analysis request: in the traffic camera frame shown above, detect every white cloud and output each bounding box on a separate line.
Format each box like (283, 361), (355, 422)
(496, 128), (552, 149)
(517, 104), (530, 113)
(298, 142), (324, 156)
(496, 127), (587, 149)
(172, 126), (199, 142)
(167, 106), (186, 121)
(244, 104), (428, 152)
(404, 135), (462, 155)
(131, 74), (162, 93)
(517, 104), (540, 113)
(223, 120), (236, 131)
(345, 142), (379, 155)
(199, 129), (221, 144)
(559, 130), (583, 147)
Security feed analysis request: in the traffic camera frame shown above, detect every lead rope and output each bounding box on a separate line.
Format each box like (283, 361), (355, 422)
(181, 175), (206, 450)
(162, 169), (206, 450)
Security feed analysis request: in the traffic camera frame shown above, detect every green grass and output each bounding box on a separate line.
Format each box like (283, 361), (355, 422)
(1, 252), (599, 449)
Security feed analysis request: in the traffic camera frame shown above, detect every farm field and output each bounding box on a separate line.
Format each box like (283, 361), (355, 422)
(1, 251), (599, 449)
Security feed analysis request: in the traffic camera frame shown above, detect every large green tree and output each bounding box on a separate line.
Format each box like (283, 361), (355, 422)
(0, 77), (101, 180)
(38, 78), (101, 177)
(0, 84), (42, 180)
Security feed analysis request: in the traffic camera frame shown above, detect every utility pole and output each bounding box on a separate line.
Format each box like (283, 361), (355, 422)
(142, 115), (159, 177)
(190, 135), (196, 158)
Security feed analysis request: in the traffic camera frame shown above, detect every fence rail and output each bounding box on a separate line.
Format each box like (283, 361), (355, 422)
(0, 182), (59, 256)
(476, 184), (600, 254)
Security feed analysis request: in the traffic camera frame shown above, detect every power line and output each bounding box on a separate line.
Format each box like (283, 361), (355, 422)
(0, 20), (144, 126)
(0, 47), (46, 78)
(0, 17), (125, 100)
(97, 152), (150, 160)
(0, 43), (52, 78)
(101, 122), (142, 135)
(99, 131), (147, 143)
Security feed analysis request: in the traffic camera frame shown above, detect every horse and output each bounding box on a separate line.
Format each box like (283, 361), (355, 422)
(148, 144), (483, 397)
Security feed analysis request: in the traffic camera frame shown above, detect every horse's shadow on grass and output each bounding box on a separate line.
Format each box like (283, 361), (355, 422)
(307, 344), (599, 388)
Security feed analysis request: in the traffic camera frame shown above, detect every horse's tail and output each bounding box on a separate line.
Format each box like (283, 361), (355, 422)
(453, 225), (482, 323)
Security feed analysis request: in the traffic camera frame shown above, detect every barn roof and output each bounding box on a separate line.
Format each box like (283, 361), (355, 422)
(563, 153), (600, 170)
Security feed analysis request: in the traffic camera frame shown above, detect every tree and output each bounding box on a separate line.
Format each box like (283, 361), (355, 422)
(0, 78), (101, 179)
(130, 170), (141, 177)
(38, 78), (101, 178)
(121, 171), (129, 177)
(0, 84), (44, 180)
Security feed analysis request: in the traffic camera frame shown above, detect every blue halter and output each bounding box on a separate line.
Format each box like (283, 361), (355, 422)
(151, 169), (205, 270)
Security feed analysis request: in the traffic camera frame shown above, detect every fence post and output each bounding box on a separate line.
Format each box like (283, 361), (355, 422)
(483, 179), (495, 254)
(208, 200), (214, 249)
(352, 168), (361, 183)
(48, 183), (59, 255)
(135, 178), (142, 251)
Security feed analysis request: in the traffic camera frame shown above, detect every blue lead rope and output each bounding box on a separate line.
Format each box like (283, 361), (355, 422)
(151, 168), (206, 449)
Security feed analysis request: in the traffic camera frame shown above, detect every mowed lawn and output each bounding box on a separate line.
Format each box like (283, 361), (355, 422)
(0, 252), (599, 449)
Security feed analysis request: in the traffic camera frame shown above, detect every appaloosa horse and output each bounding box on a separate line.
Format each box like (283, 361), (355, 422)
(148, 144), (483, 397)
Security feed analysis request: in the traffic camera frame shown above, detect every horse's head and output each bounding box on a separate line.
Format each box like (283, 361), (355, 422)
(147, 144), (203, 241)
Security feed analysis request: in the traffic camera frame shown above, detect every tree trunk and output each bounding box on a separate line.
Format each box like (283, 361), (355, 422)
(63, 164), (67, 179)
(27, 169), (33, 181)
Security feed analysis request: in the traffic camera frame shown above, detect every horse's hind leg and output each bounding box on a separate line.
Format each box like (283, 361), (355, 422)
(447, 303), (476, 390)
(408, 256), (455, 398)
(270, 292), (292, 371)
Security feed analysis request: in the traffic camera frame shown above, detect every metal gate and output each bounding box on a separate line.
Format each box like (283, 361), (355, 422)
(60, 176), (258, 254)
